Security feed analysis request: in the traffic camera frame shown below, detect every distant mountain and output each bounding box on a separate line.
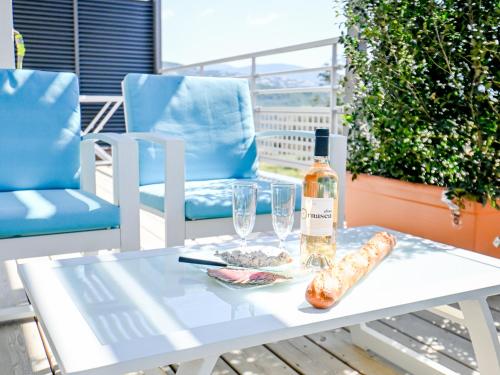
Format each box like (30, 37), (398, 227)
(162, 61), (183, 69)
(162, 61), (336, 107)
(204, 63), (303, 76)
(162, 61), (330, 88)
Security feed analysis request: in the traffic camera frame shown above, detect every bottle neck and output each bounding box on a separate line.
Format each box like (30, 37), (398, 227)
(313, 155), (330, 165)
(313, 134), (329, 161)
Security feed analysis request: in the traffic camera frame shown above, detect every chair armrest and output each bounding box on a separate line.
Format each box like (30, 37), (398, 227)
(81, 133), (138, 201)
(125, 132), (186, 246)
(81, 133), (140, 249)
(83, 132), (127, 147)
(124, 132), (185, 198)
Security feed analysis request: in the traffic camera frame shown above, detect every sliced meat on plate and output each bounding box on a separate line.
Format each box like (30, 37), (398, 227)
(207, 268), (290, 286)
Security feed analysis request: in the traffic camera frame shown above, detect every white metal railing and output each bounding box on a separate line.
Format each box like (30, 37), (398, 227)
(79, 39), (349, 169)
(80, 95), (123, 164)
(161, 37), (349, 169)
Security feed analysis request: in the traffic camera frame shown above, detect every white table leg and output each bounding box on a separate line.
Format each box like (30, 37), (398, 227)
(176, 356), (218, 375)
(428, 305), (464, 324)
(142, 368), (165, 375)
(83, 250), (99, 256)
(459, 298), (500, 375)
(0, 304), (35, 323)
(350, 323), (456, 375)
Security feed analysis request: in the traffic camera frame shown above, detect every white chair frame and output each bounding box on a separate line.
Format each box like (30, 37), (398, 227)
(126, 131), (347, 247)
(0, 133), (140, 323)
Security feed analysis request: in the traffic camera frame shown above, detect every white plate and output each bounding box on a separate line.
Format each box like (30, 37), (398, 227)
(184, 245), (311, 290)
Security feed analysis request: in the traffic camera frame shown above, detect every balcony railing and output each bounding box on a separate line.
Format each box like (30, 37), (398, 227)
(81, 38), (350, 169)
(162, 37), (350, 169)
(80, 95), (123, 164)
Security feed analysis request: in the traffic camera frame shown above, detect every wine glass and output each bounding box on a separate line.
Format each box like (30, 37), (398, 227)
(232, 182), (257, 249)
(271, 183), (296, 250)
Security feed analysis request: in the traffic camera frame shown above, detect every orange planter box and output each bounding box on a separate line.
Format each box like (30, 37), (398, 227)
(346, 173), (500, 258)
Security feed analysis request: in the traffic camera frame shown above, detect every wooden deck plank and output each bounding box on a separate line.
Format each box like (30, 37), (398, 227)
(211, 359), (240, 375)
(222, 345), (299, 375)
(0, 258), (51, 375)
(21, 321), (53, 375)
(98, 166), (167, 251)
(375, 314), (478, 370)
(266, 336), (359, 374)
(414, 310), (471, 341)
(448, 302), (500, 331)
(307, 328), (403, 375)
(487, 295), (500, 312)
(413, 306), (500, 341)
(0, 320), (52, 375)
(95, 166), (114, 203)
(139, 210), (166, 250)
(364, 321), (479, 375)
(0, 260), (28, 308)
(171, 358), (238, 375)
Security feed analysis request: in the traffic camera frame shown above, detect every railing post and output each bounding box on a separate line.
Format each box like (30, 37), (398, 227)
(250, 57), (257, 127)
(0, 0), (15, 68)
(73, 0), (80, 76)
(344, 26), (359, 124)
(330, 42), (338, 134)
(344, 25), (365, 139)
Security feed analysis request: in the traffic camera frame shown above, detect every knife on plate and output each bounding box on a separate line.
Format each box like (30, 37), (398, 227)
(178, 256), (229, 267)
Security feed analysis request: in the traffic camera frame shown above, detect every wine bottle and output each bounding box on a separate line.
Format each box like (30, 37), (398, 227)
(300, 128), (339, 269)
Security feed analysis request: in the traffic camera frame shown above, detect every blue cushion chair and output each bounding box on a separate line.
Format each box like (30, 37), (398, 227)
(122, 74), (346, 246)
(0, 69), (140, 322)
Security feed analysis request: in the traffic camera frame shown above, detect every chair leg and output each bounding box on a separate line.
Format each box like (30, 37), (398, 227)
(164, 213), (185, 248)
(114, 132), (141, 252)
(176, 356), (218, 375)
(82, 250), (99, 257)
(142, 369), (165, 375)
(0, 304), (35, 324)
(120, 221), (141, 251)
(428, 305), (464, 324)
(162, 137), (186, 248)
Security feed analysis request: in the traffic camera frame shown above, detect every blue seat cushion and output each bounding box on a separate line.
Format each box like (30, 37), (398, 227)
(122, 74), (258, 185)
(140, 178), (302, 220)
(0, 189), (120, 239)
(0, 69), (81, 191)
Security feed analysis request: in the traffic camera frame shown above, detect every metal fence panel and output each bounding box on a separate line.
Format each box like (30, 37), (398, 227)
(12, 0), (156, 134)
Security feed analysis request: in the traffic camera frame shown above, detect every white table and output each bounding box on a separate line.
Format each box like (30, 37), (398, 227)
(18, 226), (500, 375)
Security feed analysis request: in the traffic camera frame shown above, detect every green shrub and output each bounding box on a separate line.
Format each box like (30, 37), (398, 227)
(341, 0), (499, 207)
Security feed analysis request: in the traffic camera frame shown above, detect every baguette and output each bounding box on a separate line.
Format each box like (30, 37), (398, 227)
(306, 232), (396, 309)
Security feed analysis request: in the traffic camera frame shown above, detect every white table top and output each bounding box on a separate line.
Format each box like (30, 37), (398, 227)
(18, 226), (500, 375)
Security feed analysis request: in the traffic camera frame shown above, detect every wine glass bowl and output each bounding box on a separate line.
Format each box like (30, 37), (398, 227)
(271, 183), (296, 250)
(232, 182), (257, 249)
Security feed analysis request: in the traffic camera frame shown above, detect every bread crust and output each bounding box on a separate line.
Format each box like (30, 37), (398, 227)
(306, 232), (397, 309)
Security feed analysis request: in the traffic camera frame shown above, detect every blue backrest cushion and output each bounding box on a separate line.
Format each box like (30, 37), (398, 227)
(0, 69), (81, 191)
(122, 74), (258, 184)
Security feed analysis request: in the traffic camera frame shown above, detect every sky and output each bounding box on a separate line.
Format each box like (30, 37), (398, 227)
(161, 0), (345, 67)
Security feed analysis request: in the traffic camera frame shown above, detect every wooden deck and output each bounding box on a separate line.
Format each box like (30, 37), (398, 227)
(1, 166), (499, 375)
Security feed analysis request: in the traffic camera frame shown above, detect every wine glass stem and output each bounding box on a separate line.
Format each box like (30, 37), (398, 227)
(279, 239), (284, 250)
(241, 237), (247, 250)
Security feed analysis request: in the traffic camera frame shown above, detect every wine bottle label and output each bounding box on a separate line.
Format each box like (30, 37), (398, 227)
(300, 197), (335, 236)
